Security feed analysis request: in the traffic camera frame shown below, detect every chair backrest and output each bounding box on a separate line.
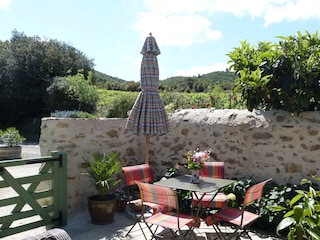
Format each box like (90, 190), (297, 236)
(200, 161), (225, 178)
(122, 163), (154, 186)
(136, 182), (178, 212)
(243, 178), (272, 206)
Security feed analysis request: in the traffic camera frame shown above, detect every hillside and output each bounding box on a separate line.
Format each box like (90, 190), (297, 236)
(160, 71), (237, 92)
(94, 70), (237, 92)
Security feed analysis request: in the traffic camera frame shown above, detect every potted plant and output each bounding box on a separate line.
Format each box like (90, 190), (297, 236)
(82, 151), (122, 224)
(0, 127), (26, 160)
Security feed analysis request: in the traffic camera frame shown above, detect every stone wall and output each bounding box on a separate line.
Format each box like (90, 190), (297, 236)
(39, 109), (320, 215)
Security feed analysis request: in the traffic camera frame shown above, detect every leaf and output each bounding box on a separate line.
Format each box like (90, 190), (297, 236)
(290, 193), (303, 206)
(276, 217), (295, 234)
(307, 228), (320, 240)
(284, 209), (294, 217)
(272, 205), (287, 211)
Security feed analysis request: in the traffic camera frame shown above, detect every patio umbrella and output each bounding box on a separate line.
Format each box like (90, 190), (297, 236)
(125, 33), (170, 164)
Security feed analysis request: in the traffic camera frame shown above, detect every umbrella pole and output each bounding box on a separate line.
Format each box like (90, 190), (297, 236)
(146, 135), (150, 164)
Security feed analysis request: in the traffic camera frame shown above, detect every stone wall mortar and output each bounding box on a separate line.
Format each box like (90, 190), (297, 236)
(39, 109), (320, 215)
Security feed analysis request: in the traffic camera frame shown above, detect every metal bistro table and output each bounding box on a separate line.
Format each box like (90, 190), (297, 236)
(154, 175), (235, 220)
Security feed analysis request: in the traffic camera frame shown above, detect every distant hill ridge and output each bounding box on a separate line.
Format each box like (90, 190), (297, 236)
(95, 70), (236, 86)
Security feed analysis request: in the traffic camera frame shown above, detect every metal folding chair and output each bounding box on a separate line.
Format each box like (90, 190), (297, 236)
(122, 163), (156, 239)
(136, 181), (197, 240)
(192, 162), (228, 216)
(205, 178), (272, 240)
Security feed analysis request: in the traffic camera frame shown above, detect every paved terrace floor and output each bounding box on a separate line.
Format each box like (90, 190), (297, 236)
(5, 209), (285, 240)
(2, 145), (285, 240)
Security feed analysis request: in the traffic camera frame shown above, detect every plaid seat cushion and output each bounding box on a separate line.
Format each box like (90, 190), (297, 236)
(200, 162), (224, 178)
(193, 162), (227, 210)
(207, 207), (260, 227)
(122, 164), (154, 186)
(145, 211), (195, 230)
(193, 192), (228, 209)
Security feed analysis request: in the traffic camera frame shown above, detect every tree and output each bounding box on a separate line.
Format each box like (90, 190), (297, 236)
(228, 31), (320, 113)
(0, 30), (95, 138)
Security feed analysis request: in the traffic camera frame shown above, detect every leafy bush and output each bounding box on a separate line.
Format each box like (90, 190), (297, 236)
(221, 177), (320, 235)
(222, 177), (254, 208)
(228, 31), (320, 114)
(275, 179), (320, 239)
(47, 71), (98, 113)
(97, 90), (138, 118)
(0, 127), (26, 146)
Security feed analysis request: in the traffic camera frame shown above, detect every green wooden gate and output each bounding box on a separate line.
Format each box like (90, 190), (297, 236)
(0, 151), (67, 238)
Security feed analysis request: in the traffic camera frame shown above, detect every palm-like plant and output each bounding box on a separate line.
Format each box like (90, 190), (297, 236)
(83, 151), (122, 200)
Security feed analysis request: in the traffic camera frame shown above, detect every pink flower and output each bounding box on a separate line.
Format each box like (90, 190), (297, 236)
(184, 148), (211, 170)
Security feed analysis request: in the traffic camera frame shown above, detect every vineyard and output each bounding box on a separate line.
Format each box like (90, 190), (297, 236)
(96, 86), (244, 118)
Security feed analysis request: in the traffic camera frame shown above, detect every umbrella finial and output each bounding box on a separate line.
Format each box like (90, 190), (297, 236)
(149, 32), (152, 36)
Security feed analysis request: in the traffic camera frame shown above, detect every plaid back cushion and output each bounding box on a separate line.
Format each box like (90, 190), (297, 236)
(200, 162), (224, 178)
(137, 182), (177, 212)
(122, 164), (154, 186)
(243, 178), (272, 206)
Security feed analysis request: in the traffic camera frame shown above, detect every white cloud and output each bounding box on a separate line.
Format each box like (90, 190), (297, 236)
(133, 0), (320, 45)
(263, 0), (320, 26)
(207, 0), (320, 26)
(172, 62), (229, 77)
(133, 0), (223, 47)
(133, 13), (222, 47)
(0, 0), (10, 10)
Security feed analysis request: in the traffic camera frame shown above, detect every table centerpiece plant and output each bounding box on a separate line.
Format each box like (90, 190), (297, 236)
(184, 147), (211, 183)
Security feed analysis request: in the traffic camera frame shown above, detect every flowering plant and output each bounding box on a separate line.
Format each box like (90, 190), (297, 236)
(184, 148), (211, 170)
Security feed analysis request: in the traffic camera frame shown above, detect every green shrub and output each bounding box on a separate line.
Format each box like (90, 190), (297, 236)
(221, 177), (320, 235)
(47, 70), (98, 113)
(228, 31), (320, 114)
(97, 90), (137, 118)
(275, 179), (320, 239)
(0, 127), (26, 146)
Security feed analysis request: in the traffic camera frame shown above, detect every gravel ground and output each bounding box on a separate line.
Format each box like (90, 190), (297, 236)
(21, 144), (41, 158)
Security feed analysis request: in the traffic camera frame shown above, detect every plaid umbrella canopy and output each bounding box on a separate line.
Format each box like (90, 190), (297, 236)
(125, 33), (170, 163)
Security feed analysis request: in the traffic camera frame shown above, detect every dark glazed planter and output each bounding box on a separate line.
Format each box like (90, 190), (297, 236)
(116, 200), (127, 212)
(0, 146), (22, 160)
(87, 194), (117, 224)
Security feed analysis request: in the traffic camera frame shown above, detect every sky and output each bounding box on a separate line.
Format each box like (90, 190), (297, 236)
(0, 0), (320, 81)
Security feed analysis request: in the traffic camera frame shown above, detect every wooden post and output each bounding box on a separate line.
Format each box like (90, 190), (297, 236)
(146, 135), (150, 164)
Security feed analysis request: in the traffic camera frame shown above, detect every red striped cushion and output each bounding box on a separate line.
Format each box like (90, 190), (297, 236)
(193, 192), (228, 209)
(209, 207), (260, 227)
(200, 162), (224, 178)
(137, 182), (177, 211)
(145, 212), (195, 230)
(243, 178), (271, 206)
(122, 164), (154, 186)
(206, 179), (272, 228)
(193, 162), (227, 209)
